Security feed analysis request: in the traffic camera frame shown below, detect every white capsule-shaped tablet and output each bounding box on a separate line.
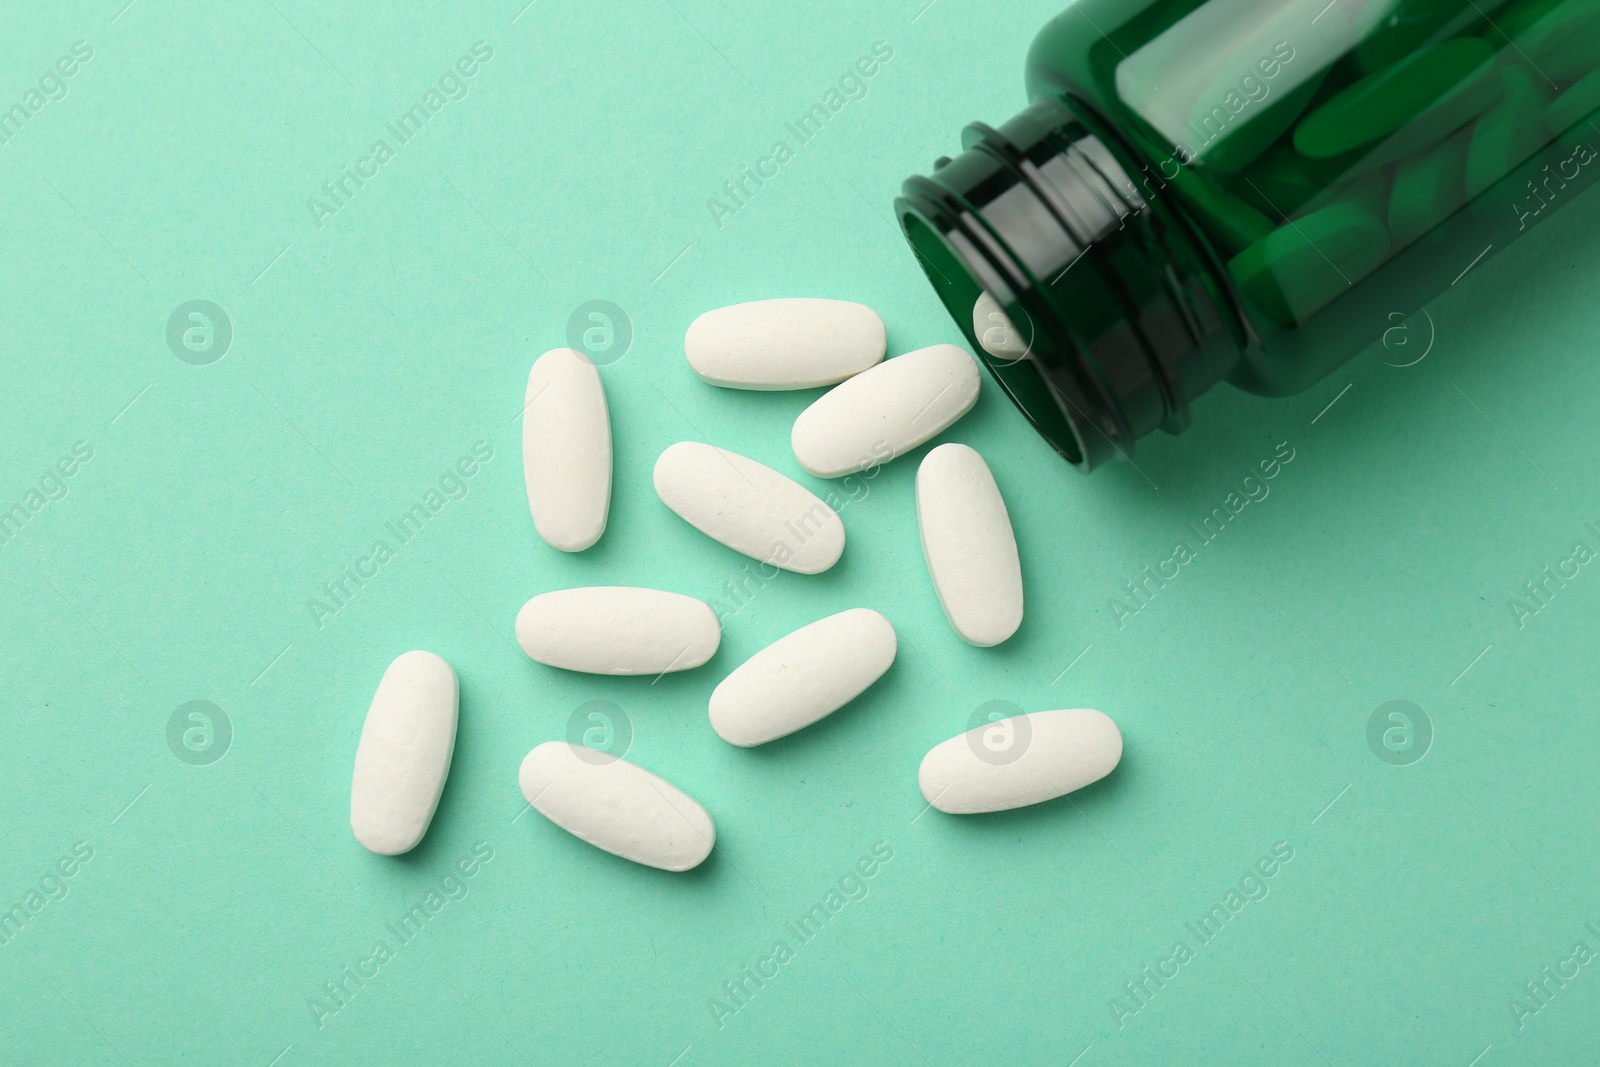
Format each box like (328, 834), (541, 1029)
(515, 587), (720, 675)
(350, 651), (459, 855)
(791, 344), (981, 477)
(916, 443), (1023, 647)
(523, 348), (612, 552)
(519, 742), (715, 871)
(919, 708), (1122, 815)
(972, 292), (1030, 360)
(654, 442), (844, 574)
(684, 298), (886, 390)
(709, 608), (896, 746)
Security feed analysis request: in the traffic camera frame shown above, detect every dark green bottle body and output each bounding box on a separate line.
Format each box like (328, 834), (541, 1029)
(900, 0), (1600, 469)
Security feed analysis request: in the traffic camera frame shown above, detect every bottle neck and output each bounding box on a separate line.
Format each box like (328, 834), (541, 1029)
(897, 96), (1244, 471)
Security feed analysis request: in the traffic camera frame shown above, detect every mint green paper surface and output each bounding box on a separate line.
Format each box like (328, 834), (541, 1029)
(4, 2), (1600, 1064)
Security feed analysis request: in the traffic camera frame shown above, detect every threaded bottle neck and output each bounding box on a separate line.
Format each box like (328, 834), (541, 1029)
(897, 96), (1243, 471)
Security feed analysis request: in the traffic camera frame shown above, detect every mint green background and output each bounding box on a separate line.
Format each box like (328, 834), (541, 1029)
(3, 1), (1600, 1064)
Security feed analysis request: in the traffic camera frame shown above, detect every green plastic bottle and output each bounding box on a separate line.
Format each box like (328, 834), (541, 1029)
(899, 0), (1600, 470)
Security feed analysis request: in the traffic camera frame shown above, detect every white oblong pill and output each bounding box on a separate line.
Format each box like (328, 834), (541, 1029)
(972, 292), (1029, 360)
(519, 742), (715, 871)
(684, 298), (886, 390)
(350, 651), (459, 855)
(653, 442), (844, 575)
(791, 344), (981, 478)
(916, 443), (1023, 647)
(515, 587), (720, 675)
(918, 708), (1122, 815)
(523, 348), (612, 552)
(709, 608), (896, 747)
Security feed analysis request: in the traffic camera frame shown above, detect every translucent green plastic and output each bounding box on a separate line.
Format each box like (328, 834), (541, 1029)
(1025, 0), (1600, 394)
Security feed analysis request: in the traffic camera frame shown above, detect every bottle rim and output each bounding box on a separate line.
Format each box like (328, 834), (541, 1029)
(897, 97), (1237, 472)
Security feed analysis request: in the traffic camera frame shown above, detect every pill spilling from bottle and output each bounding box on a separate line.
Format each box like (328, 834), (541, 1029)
(348, 294), (1124, 874)
(791, 343), (981, 477)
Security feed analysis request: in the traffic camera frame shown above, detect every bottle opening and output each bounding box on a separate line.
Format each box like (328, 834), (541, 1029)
(897, 98), (1240, 473)
(900, 212), (1086, 467)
